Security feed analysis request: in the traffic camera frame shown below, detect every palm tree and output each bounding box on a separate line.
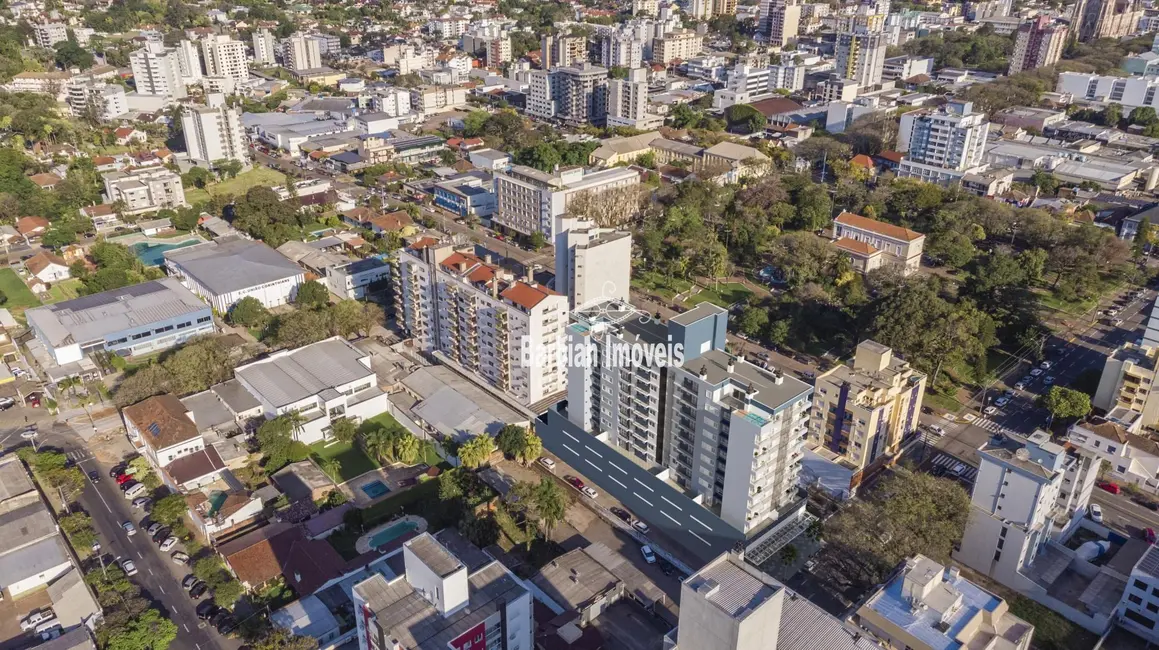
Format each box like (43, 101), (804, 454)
(320, 458), (342, 481)
(395, 433), (420, 465)
(362, 426), (395, 464)
(284, 411), (307, 442)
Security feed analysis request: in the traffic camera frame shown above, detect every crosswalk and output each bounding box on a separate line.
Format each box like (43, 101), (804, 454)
(66, 449), (93, 463)
(930, 453), (979, 483)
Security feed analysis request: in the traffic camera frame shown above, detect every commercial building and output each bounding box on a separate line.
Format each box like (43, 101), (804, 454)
(713, 61), (805, 109)
(66, 81), (127, 121)
(653, 30), (704, 65)
(200, 35), (249, 86)
(235, 337), (389, 445)
(808, 340), (926, 488)
(832, 211), (925, 275)
(432, 173), (497, 219)
(394, 238), (569, 406)
(163, 237), (305, 312)
(854, 555), (1035, 650)
(567, 302), (726, 466)
(130, 42), (187, 98)
(760, 0), (802, 49)
(352, 533), (532, 650)
(1058, 72), (1159, 110)
(1009, 17), (1067, 75)
(897, 100), (990, 184)
(102, 167), (187, 215)
(493, 164), (640, 239)
(542, 34), (588, 69)
(325, 257), (391, 300)
(32, 22), (68, 48)
(282, 33), (322, 72)
(252, 28), (276, 65)
(554, 217), (631, 310)
(182, 93), (247, 167)
(25, 278), (214, 366)
(663, 345), (812, 534)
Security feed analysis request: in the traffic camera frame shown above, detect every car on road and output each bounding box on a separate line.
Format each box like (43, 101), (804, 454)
(567, 476), (584, 490)
(87, 471), (99, 483)
(632, 520), (651, 534)
(0, 396), (14, 411)
(115, 474), (133, 485)
(182, 575), (199, 590)
(1014, 381), (1028, 391)
(1030, 368), (1044, 377)
(1040, 361), (1053, 370)
(159, 536), (178, 552)
(1115, 318), (1125, 327)
(538, 457), (556, 471)
(189, 582), (208, 599)
(1147, 528), (1157, 545)
(172, 552), (190, 565)
(926, 425), (946, 437)
(995, 397), (1010, 408)
(21, 610), (54, 631)
(983, 406), (997, 415)
(121, 521), (136, 536)
(132, 497), (151, 510)
(197, 602), (219, 620)
(147, 523), (163, 536)
(1044, 376), (1055, 385)
(611, 507), (631, 523)
(1098, 481), (1122, 494)
(121, 559), (137, 576)
(581, 486), (598, 499)
(640, 545), (657, 564)
(1090, 504), (1104, 524)
(1138, 497), (1159, 511)
(658, 559), (674, 576)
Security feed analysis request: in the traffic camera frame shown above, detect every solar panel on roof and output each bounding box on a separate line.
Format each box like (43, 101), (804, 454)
(148, 422), (161, 437)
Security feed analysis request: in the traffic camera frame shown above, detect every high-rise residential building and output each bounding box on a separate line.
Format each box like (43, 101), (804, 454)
(663, 345), (813, 534)
(653, 30), (704, 64)
(129, 42), (187, 98)
(175, 40), (203, 84)
(833, 31), (887, 88)
(1093, 342), (1159, 428)
(690, 0), (713, 19)
(567, 302), (723, 466)
(252, 28), (276, 65)
(673, 551), (883, 650)
(807, 340), (925, 489)
(526, 69), (558, 119)
(66, 81), (127, 121)
(554, 216), (632, 310)
(1057, 72), (1159, 110)
(600, 33), (644, 69)
(200, 35), (248, 86)
(854, 555), (1035, 650)
(954, 431), (1077, 591)
(713, 0), (738, 16)
(182, 93), (247, 167)
(32, 23), (69, 48)
(352, 534), (532, 650)
(1009, 16), (1067, 74)
(1074, 0), (1143, 42)
(632, 0), (658, 14)
(493, 165), (639, 239)
(1116, 544), (1159, 643)
(282, 33), (321, 71)
(712, 60), (804, 109)
(897, 100), (989, 184)
(393, 238), (569, 406)
(542, 34), (588, 69)
(485, 36), (511, 67)
(760, 0), (802, 49)
(607, 68), (654, 128)
(541, 62), (609, 126)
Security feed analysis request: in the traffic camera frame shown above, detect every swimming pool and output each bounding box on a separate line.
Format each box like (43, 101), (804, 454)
(369, 521), (418, 548)
(361, 480), (390, 499)
(131, 240), (200, 266)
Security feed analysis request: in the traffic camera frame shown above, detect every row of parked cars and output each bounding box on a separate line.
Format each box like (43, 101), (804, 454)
(19, 608), (62, 641)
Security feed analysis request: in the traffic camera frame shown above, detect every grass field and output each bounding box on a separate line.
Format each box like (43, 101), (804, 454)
(0, 269), (40, 314)
(44, 279), (83, 304)
(309, 439), (379, 483)
(686, 282), (753, 308)
(183, 166), (287, 205)
(631, 270), (692, 301)
(359, 412), (443, 466)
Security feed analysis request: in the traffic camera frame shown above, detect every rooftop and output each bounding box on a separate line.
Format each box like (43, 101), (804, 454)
(531, 548), (622, 614)
(835, 212), (924, 243)
(163, 237), (303, 296)
(687, 348), (813, 412)
(235, 337), (375, 409)
(122, 394), (199, 451)
(0, 455), (35, 501)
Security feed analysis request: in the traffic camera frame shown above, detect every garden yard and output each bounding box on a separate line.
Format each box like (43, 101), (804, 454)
(358, 412), (442, 466)
(44, 279), (83, 304)
(309, 439), (378, 483)
(631, 270), (692, 302)
(183, 166), (288, 204)
(0, 268), (40, 315)
(685, 282), (753, 309)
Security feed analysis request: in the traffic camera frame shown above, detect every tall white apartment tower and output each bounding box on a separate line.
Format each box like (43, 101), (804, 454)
(1009, 16), (1068, 74)
(554, 216), (632, 309)
(181, 93), (247, 167)
(175, 39), (203, 84)
(607, 68), (651, 128)
(760, 0), (802, 49)
(601, 34), (645, 69)
(282, 33), (322, 71)
(897, 100), (990, 184)
(833, 32), (887, 88)
(130, 42), (187, 99)
(664, 342), (813, 534)
(252, 28), (276, 65)
(200, 35), (249, 86)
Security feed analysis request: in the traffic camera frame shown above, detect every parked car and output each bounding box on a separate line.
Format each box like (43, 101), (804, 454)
(1014, 381), (1027, 391)
(995, 397), (1010, 408)
(983, 406), (997, 416)
(538, 457), (556, 471)
(0, 396), (15, 411)
(1146, 528), (1157, 545)
(115, 474), (133, 485)
(189, 582), (208, 599)
(1043, 376), (1055, 385)
(216, 615), (237, 635)
(581, 486), (598, 499)
(159, 536), (178, 552)
(20, 610), (54, 631)
(611, 507), (631, 523)
(640, 545), (657, 564)
(632, 520), (651, 535)
(132, 497), (151, 510)
(121, 521), (136, 536)
(1040, 361), (1053, 370)
(109, 465), (125, 478)
(182, 575), (199, 590)
(171, 552), (190, 565)
(147, 523), (163, 536)
(1098, 481), (1122, 494)
(1090, 504), (1104, 523)
(1029, 368), (1044, 377)
(1115, 318), (1125, 327)
(197, 602), (219, 621)
(567, 476), (584, 490)
(121, 559), (137, 576)
(87, 471), (99, 483)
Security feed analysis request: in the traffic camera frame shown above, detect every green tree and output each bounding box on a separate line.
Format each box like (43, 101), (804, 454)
(362, 425), (399, 465)
(329, 417), (357, 444)
(1130, 106), (1159, 126)
(791, 184), (833, 231)
(779, 545), (798, 565)
(1041, 386), (1092, 421)
(1031, 170), (1060, 195)
(394, 432), (420, 465)
(766, 319), (790, 346)
(495, 424), (528, 459)
(738, 306), (769, 338)
(319, 457), (342, 481)
(294, 281), (330, 309)
(457, 435), (496, 469)
(151, 494), (188, 528)
(253, 629), (318, 650)
(521, 430), (543, 465)
(105, 610), (177, 650)
(271, 309), (331, 348)
(213, 579), (243, 608)
(533, 478), (567, 539)
(1104, 102), (1123, 127)
(228, 296), (270, 328)
(1135, 218), (1154, 259)
(54, 40), (94, 70)
(329, 299), (373, 337)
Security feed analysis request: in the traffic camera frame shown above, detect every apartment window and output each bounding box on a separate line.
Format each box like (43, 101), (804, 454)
(1130, 594), (1144, 606)
(1147, 86), (1158, 106)
(1108, 446), (1118, 453)
(997, 538), (1004, 550)
(197, 316), (212, 324)
(1135, 579), (1148, 591)
(993, 550), (1002, 562)
(1000, 527), (1008, 538)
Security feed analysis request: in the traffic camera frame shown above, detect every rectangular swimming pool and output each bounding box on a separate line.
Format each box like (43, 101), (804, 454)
(361, 480), (390, 499)
(131, 240), (200, 266)
(369, 521), (418, 549)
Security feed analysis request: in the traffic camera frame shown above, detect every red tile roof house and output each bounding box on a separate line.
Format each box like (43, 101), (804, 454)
(217, 522), (347, 594)
(16, 216), (49, 242)
(122, 394), (228, 491)
(25, 251), (70, 284)
(29, 173), (62, 190)
(114, 127), (146, 146)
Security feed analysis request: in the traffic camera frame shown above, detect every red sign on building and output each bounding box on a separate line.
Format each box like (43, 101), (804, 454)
(448, 622), (487, 650)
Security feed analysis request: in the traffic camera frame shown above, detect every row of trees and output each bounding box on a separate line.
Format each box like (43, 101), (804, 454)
(113, 336), (248, 407)
(227, 283), (379, 349)
(87, 565), (178, 650)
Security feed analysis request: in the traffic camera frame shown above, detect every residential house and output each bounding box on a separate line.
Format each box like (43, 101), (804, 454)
(123, 394), (228, 490)
(17, 216), (49, 242)
(25, 251), (70, 284)
(114, 127), (146, 145)
(30, 173), (62, 191)
(1068, 417), (1159, 494)
(218, 523), (346, 593)
(325, 258), (391, 300)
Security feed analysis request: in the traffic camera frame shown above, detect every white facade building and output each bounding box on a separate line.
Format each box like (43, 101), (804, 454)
(897, 100), (990, 184)
(600, 33), (645, 69)
(282, 33), (322, 72)
(713, 61), (804, 109)
(252, 28), (276, 65)
(103, 167), (187, 215)
(175, 39), (203, 84)
(66, 81), (127, 121)
(200, 35), (249, 87)
(130, 42), (187, 98)
(607, 68), (659, 129)
(163, 238), (304, 312)
(1058, 72), (1159, 110)
(760, 0), (802, 48)
(493, 165), (640, 240)
(554, 216), (632, 310)
(834, 31), (887, 89)
(181, 93), (247, 167)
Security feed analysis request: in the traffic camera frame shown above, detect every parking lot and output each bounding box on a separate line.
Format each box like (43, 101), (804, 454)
(0, 589), (53, 650)
(589, 601), (671, 650)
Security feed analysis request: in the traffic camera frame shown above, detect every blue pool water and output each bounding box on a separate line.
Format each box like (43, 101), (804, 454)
(131, 240), (200, 266)
(361, 480), (390, 499)
(369, 521), (418, 548)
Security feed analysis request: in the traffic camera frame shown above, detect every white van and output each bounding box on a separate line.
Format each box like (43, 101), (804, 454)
(124, 483), (146, 499)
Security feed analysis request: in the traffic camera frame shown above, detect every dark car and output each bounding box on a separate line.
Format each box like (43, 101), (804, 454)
(196, 602), (219, 620)
(119, 480), (138, 492)
(182, 575), (198, 590)
(215, 614), (236, 635)
(109, 465), (125, 478)
(658, 560), (675, 576)
(189, 582), (208, 599)
(610, 507), (631, 523)
(87, 471), (99, 483)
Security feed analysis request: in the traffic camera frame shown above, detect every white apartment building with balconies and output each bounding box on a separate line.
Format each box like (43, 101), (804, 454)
(282, 33), (322, 72)
(130, 41), (187, 98)
(712, 60), (805, 109)
(32, 23), (69, 48)
(102, 167), (187, 215)
(897, 100), (990, 184)
(493, 165), (640, 240)
(200, 35), (249, 87)
(66, 81), (127, 121)
(252, 28), (276, 65)
(182, 93), (247, 167)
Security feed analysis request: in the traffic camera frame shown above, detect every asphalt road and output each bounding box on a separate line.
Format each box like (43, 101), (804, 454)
(536, 410), (744, 565)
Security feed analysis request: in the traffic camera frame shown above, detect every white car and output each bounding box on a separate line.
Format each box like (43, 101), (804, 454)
(121, 559), (137, 576)
(641, 545), (657, 564)
(1014, 381), (1027, 391)
(1114, 318), (1125, 327)
(632, 520), (651, 535)
(581, 486), (598, 499)
(1040, 361), (1052, 370)
(927, 425), (946, 437)
(121, 521), (136, 536)
(994, 397), (1010, 408)
(147, 523), (163, 536)
(20, 610), (54, 631)
(1090, 504), (1104, 524)
(132, 497), (151, 510)
(1030, 368), (1044, 377)
(983, 406), (997, 416)
(171, 552), (190, 565)
(159, 536), (178, 552)
(538, 457), (556, 471)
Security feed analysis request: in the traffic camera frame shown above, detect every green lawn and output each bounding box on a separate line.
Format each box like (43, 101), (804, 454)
(361, 477), (440, 527)
(0, 269), (41, 312)
(44, 279), (83, 304)
(184, 166), (288, 204)
(686, 282), (753, 308)
(358, 412), (442, 466)
(1035, 273), (1117, 316)
(1006, 594), (1098, 650)
(631, 270), (692, 301)
(309, 439), (379, 482)
(924, 389), (963, 414)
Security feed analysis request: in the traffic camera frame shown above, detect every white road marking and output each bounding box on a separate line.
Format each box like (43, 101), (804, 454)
(563, 431), (578, 442)
(562, 443), (579, 456)
(584, 446), (602, 458)
(584, 459), (602, 472)
(661, 497), (682, 511)
(633, 478), (654, 492)
(149, 568), (154, 576)
(609, 463), (628, 475)
(91, 478), (112, 513)
(689, 531), (712, 546)
(634, 492), (653, 507)
(137, 551), (142, 559)
(172, 606), (178, 614)
(660, 511), (680, 525)
(183, 624), (189, 633)
(689, 515), (713, 531)
(609, 475), (627, 488)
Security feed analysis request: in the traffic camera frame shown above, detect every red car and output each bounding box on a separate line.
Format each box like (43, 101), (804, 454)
(1098, 481), (1122, 495)
(1147, 528), (1157, 545)
(116, 474), (133, 485)
(568, 477), (584, 490)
